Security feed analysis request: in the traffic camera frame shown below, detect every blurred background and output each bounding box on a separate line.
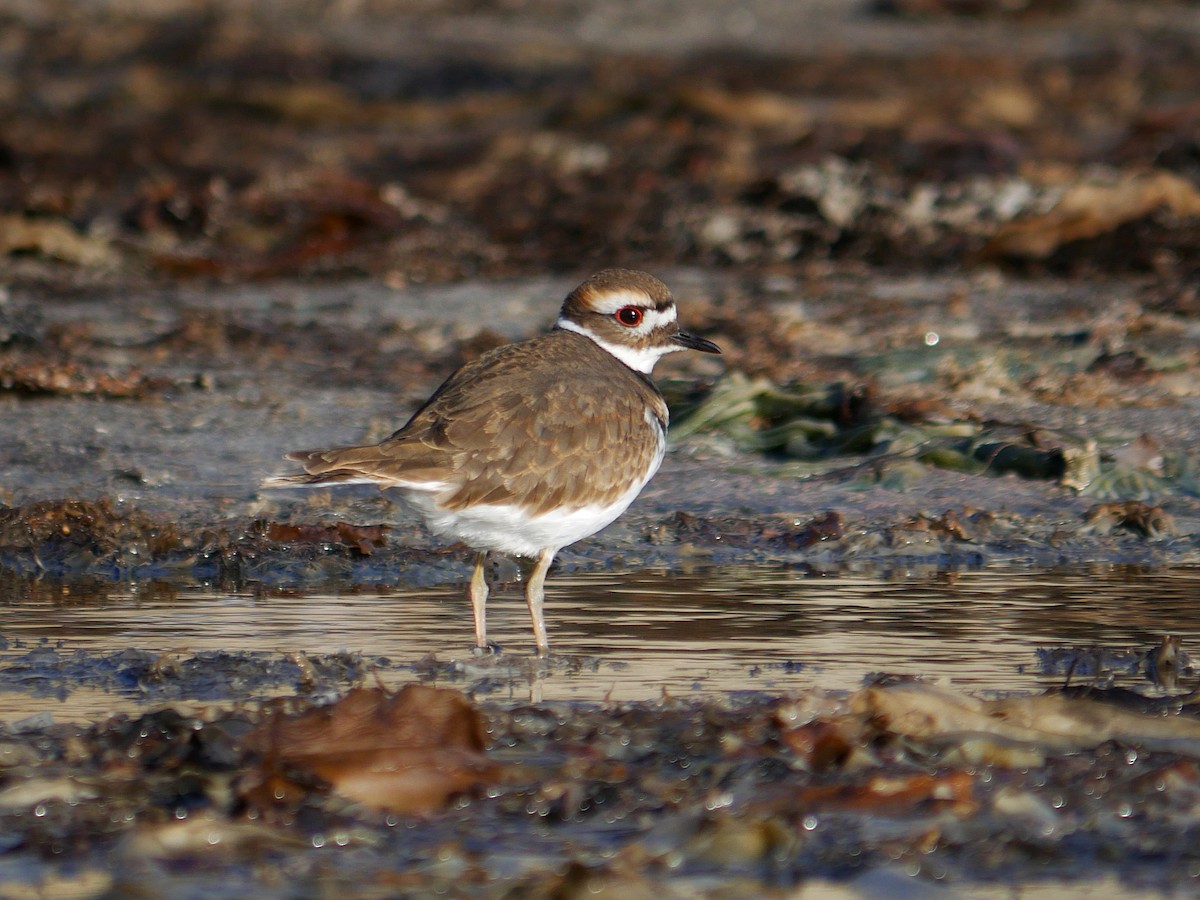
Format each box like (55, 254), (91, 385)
(1, 0), (1196, 294)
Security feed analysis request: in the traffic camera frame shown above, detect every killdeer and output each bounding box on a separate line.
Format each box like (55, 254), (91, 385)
(264, 269), (720, 655)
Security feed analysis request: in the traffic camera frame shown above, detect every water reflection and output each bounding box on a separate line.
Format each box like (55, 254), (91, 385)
(1, 565), (1198, 721)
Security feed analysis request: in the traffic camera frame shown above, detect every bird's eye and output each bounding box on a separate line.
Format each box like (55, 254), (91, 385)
(615, 306), (643, 327)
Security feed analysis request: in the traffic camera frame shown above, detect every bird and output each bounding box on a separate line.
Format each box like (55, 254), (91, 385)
(264, 269), (721, 655)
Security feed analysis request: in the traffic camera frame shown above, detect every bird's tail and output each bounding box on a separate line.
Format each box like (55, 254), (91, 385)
(262, 471), (386, 488)
(261, 448), (386, 489)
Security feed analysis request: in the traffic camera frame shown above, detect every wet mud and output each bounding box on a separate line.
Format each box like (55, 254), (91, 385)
(6, 658), (1200, 898)
(2, 0), (1200, 895)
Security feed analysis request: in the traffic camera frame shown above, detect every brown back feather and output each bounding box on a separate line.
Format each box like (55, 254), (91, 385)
(286, 330), (668, 512)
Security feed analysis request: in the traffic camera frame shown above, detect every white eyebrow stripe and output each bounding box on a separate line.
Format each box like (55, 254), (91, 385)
(587, 290), (658, 315)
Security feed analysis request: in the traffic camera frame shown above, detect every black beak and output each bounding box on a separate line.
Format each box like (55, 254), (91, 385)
(671, 330), (721, 354)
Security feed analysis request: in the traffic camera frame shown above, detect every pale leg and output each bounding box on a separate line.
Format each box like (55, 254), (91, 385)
(526, 547), (555, 656)
(469, 551), (490, 651)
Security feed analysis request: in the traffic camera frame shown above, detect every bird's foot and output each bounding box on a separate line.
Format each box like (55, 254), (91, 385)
(472, 641), (502, 657)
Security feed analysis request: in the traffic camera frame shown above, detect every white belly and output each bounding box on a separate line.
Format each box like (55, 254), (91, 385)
(390, 439), (665, 558)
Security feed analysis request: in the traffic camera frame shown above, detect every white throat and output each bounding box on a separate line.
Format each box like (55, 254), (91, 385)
(555, 317), (679, 374)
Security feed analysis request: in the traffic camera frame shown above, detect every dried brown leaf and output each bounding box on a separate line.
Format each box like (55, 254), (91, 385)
(853, 681), (1200, 755)
(793, 770), (976, 816)
(0, 215), (118, 267)
(261, 521), (388, 555)
(677, 85), (813, 135)
(985, 170), (1200, 259)
(1082, 501), (1174, 538)
(244, 686), (499, 814)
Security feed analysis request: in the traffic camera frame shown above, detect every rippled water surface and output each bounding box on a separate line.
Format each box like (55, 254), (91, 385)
(2, 565), (1199, 720)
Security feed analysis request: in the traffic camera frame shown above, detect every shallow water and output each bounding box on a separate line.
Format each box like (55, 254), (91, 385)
(2, 564), (1198, 722)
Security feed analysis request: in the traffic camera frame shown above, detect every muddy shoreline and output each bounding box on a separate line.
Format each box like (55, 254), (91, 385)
(2, 0), (1200, 894)
(3, 0), (1199, 582)
(3, 270), (1199, 588)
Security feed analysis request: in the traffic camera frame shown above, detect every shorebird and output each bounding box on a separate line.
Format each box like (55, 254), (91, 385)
(265, 269), (720, 654)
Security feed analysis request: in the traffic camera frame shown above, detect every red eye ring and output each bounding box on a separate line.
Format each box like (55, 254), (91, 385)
(615, 306), (643, 327)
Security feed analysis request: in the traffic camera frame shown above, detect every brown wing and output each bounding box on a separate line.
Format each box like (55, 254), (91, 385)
(273, 331), (668, 513)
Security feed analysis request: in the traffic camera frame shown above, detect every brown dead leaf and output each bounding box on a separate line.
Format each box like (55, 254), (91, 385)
(127, 810), (311, 859)
(0, 214), (118, 268)
(984, 170), (1200, 259)
(891, 509), (988, 543)
(827, 96), (912, 129)
(777, 719), (866, 772)
(1082, 500), (1174, 538)
(793, 770), (976, 817)
(152, 173), (412, 279)
(243, 686), (500, 815)
(1086, 349), (1153, 381)
(788, 510), (845, 548)
(853, 681), (1200, 756)
(262, 521), (388, 555)
(970, 83), (1041, 129)
(677, 85), (813, 135)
